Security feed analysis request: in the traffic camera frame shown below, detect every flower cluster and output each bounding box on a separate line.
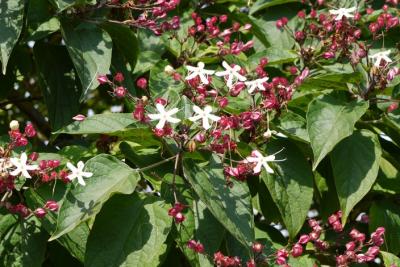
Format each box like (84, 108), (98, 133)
(168, 202), (186, 223)
(1, 120), (93, 220)
(105, 0), (180, 35)
(188, 13), (253, 56)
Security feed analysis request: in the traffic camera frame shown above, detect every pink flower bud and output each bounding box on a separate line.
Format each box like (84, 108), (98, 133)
(97, 75), (109, 84)
(346, 241), (356, 251)
(298, 234), (310, 244)
(114, 86), (127, 98)
(388, 103), (399, 113)
(243, 23), (252, 30)
(276, 256), (286, 265)
(72, 114), (86, 121)
(323, 51), (335, 59)
(39, 160), (47, 170)
(246, 259), (256, 267)
(45, 200), (59, 212)
(114, 72), (124, 82)
(24, 123), (36, 138)
(218, 97), (229, 108)
(195, 133), (206, 143)
(295, 31), (305, 41)
(291, 243), (303, 257)
(375, 227), (385, 236)
(34, 208), (47, 218)
(136, 77), (148, 90)
(219, 15), (228, 23)
(174, 212), (185, 223)
(336, 255), (348, 266)
(195, 243), (204, 253)
(252, 242), (263, 253)
(155, 98), (167, 105)
(366, 246), (380, 257)
(29, 152), (39, 161)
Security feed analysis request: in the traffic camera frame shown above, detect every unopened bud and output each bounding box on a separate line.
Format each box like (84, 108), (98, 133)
(187, 140), (196, 152)
(9, 120), (19, 131)
(263, 128), (272, 139)
(164, 65), (175, 75)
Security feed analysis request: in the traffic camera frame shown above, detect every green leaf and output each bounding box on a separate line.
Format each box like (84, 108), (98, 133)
(182, 154), (254, 248)
(85, 193), (171, 267)
(149, 60), (185, 102)
(252, 17), (295, 50)
(25, 183), (89, 262)
(260, 138), (313, 239)
(34, 42), (81, 130)
(381, 251), (400, 267)
(29, 17), (60, 41)
(370, 201), (400, 254)
(55, 113), (150, 137)
(373, 157), (400, 195)
(0, 0), (25, 74)
(61, 21), (112, 100)
(331, 130), (381, 224)
(307, 92), (369, 170)
(248, 48), (298, 67)
(250, 0), (301, 14)
(276, 111), (309, 143)
(0, 218), (48, 267)
(102, 22), (138, 69)
(49, 154), (140, 241)
(49, 0), (95, 11)
(194, 200), (226, 267)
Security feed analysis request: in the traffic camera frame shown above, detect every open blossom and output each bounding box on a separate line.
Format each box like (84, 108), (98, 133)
(369, 50), (392, 67)
(148, 103), (180, 129)
(9, 152), (38, 178)
(188, 105), (220, 130)
(245, 77), (269, 94)
(245, 149), (285, 174)
(67, 161), (93, 186)
(185, 62), (215, 84)
(329, 7), (356, 20)
(215, 61), (247, 88)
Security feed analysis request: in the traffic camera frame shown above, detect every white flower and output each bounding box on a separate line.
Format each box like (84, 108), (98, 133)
(67, 161), (93, 186)
(245, 77), (269, 94)
(369, 50), (392, 67)
(215, 61), (247, 88)
(148, 103), (181, 129)
(188, 105), (221, 130)
(9, 152), (38, 178)
(185, 62), (215, 85)
(329, 7), (356, 21)
(245, 149), (285, 174)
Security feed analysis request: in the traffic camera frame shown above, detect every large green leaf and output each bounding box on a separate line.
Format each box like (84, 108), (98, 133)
(331, 130), (381, 224)
(0, 0), (24, 74)
(102, 22), (138, 69)
(182, 154), (254, 248)
(149, 60), (185, 103)
(250, 0), (301, 14)
(307, 92), (369, 170)
(55, 113), (150, 138)
(373, 157), (400, 195)
(85, 193), (171, 267)
(61, 21), (112, 100)
(49, 154), (140, 241)
(260, 138), (313, 239)
(34, 42), (81, 130)
(0, 217), (48, 267)
(49, 0), (95, 11)
(276, 111), (309, 143)
(194, 200), (226, 267)
(25, 183), (89, 262)
(381, 251), (400, 267)
(370, 201), (400, 254)
(248, 48), (298, 67)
